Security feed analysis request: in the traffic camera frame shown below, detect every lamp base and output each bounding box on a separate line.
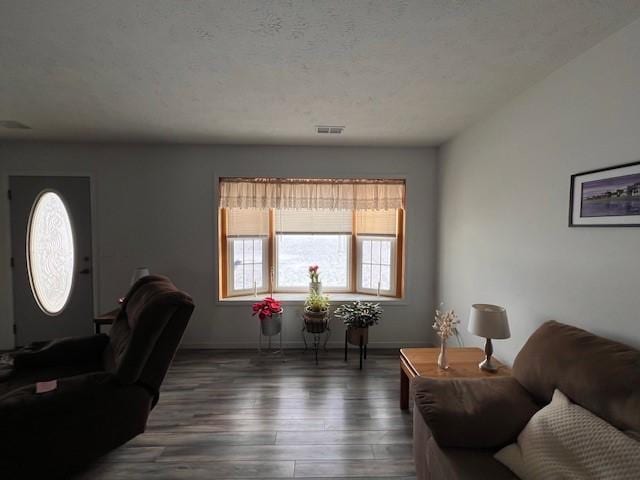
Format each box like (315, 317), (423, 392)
(478, 357), (498, 372)
(479, 337), (498, 372)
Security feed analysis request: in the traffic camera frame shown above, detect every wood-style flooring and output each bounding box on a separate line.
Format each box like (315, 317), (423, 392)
(74, 349), (415, 479)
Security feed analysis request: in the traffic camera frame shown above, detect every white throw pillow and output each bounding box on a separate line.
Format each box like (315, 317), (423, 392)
(495, 389), (640, 480)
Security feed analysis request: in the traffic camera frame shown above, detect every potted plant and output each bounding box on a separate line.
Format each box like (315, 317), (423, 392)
(308, 264), (321, 294)
(252, 296), (283, 336)
(303, 291), (330, 333)
(335, 301), (383, 346)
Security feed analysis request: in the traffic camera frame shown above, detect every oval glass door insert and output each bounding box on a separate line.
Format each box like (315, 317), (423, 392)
(27, 191), (75, 315)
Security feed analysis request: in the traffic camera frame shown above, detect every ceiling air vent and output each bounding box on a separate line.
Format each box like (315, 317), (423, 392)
(0, 120), (31, 129)
(316, 125), (345, 135)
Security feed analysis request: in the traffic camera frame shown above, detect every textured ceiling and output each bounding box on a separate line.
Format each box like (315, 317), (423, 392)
(2, 1), (640, 146)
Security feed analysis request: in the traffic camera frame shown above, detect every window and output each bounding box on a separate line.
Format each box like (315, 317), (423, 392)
(222, 209), (268, 296)
(275, 209), (351, 291)
(218, 178), (405, 298)
(27, 190), (75, 315)
(277, 235), (351, 289)
(356, 209), (398, 296)
(230, 237), (266, 292)
(358, 237), (395, 294)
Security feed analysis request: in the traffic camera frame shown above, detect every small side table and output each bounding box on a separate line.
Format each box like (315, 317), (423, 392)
(399, 347), (511, 410)
(93, 308), (120, 334)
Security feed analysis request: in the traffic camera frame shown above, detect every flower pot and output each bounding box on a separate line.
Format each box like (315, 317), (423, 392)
(304, 307), (328, 333)
(260, 311), (283, 337)
(347, 326), (368, 346)
(309, 282), (322, 295)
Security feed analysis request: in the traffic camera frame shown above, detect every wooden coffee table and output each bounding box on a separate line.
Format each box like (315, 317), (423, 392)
(400, 347), (511, 409)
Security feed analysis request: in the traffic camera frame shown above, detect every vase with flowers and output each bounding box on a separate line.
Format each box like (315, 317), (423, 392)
(252, 296), (283, 336)
(308, 265), (322, 295)
(432, 305), (460, 370)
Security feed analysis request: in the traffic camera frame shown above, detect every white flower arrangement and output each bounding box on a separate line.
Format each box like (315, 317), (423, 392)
(433, 306), (460, 341)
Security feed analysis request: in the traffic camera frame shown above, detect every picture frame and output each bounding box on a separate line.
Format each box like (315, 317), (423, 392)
(569, 161), (640, 227)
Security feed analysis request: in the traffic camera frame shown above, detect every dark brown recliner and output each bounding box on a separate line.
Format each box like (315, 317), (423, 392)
(0, 275), (194, 478)
(412, 320), (640, 479)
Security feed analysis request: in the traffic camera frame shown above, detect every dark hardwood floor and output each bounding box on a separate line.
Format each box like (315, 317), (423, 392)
(74, 348), (415, 479)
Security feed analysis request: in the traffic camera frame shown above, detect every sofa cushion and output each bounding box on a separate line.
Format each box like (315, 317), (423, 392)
(512, 321), (640, 433)
(414, 376), (539, 449)
(495, 389), (640, 480)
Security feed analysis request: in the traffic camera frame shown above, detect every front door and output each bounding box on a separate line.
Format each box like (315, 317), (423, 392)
(9, 176), (94, 346)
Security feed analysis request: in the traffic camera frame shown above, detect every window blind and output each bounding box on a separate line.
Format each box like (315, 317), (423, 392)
(356, 209), (397, 236)
(226, 209), (269, 237)
(219, 178), (405, 210)
(276, 209), (352, 234)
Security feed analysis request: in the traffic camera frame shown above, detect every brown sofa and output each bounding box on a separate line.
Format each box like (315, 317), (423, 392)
(0, 275), (194, 479)
(412, 320), (640, 479)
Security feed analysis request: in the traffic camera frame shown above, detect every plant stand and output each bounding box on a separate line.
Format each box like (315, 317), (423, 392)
(344, 327), (368, 370)
(301, 315), (331, 365)
(258, 318), (284, 358)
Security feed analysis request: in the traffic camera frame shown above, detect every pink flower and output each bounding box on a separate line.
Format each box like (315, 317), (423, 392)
(308, 265), (321, 282)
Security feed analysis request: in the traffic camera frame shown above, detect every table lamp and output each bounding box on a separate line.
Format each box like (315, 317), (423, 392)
(468, 304), (510, 372)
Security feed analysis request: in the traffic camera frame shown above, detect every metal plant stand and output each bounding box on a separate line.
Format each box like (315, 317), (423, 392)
(259, 323), (284, 358)
(344, 329), (368, 370)
(301, 315), (331, 365)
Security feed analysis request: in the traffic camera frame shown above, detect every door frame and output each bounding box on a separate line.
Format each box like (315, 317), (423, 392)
(3, 171), (99, 348)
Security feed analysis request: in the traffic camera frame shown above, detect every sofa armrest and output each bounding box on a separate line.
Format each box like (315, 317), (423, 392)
(12, 334), (109, 370)
(413, 376), (539, 449)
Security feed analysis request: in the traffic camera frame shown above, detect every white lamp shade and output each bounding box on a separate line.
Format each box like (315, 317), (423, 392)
(130, 267), (150, 286)
(468, 304), (510, 339)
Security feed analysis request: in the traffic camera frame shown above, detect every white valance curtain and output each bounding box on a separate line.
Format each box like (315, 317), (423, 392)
(219, 178), (405, 211)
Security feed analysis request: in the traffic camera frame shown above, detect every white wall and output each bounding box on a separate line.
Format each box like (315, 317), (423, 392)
(438, 18), (640, 364)
(0, 144), (438, 350)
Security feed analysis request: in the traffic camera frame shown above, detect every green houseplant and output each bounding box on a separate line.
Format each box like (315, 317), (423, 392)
(303, 291), (330, 333)
(334, 301), (383, 345)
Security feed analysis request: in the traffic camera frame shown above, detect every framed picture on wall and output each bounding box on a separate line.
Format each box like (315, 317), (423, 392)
(569, 161), (640, 227)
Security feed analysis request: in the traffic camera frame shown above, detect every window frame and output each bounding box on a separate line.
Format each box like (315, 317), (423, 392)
(226, 236), (269, 297)
(219, 207), (405, 299)
(355, 235), (397, 296)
